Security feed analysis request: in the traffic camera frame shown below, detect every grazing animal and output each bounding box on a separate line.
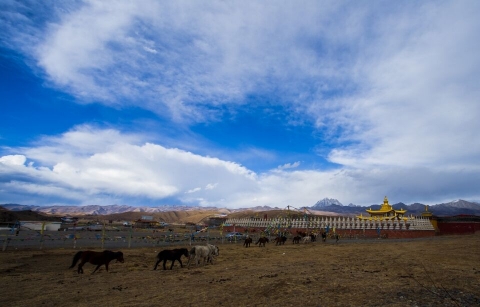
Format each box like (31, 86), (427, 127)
(154, 248), (189, 270)
(69, 250), (124, 274)
(309, 233), (317, 242)
(188, 245), (218, 267)
(297, 231), (307, 237)
(275, 236), (287, 246)
(321, 232), (327, 242)
(255, 237), (269, 247)
(206, 244), (219, 264)
(244, 237), (253, 247)
(302, 236), (312, 244)
(293, 236), (301, 244)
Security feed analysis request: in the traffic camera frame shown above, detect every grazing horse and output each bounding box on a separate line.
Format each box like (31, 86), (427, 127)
(302, 236), (312, 244)
(292, 236), (301, 244)
(244, 237), (253, 247)
(309, 233), (317, 242)
(69, 250), (124, 274)
(255, 237), (269, 247)
(206, 244), (219, 264)
(188, 245), (218, 268)
(297, 231), (307, 237)
(274, 236), (287, 246)
(321, 232), (327, 242)
(154, 248), (189, 270)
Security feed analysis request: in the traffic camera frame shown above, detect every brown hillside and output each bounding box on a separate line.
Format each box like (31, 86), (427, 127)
(0, 206), (61, 222)
(83, 210), (226, 224)
(86, 208), (341, 224)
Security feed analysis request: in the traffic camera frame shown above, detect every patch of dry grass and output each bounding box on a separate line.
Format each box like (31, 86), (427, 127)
(1, 235), (479, 306)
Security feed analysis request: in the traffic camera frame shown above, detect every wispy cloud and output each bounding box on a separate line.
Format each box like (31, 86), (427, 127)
(277, 162), (300, 170)
(1, 1), (480, 207)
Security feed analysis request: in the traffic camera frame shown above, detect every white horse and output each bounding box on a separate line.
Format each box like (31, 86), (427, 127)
(302, 236), (312, 244)
(206, 244), (219, 264)
(188, 244), (219, 267)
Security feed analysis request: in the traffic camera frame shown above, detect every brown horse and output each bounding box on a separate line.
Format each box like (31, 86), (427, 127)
(297, 231), (307, 237)
(244, 237), (253, 247)
(154, 248), (189, 270)
(321, 232), (327, 242)
(274, 236), (287, 245)
(69, 250), (124, 274)
(255, 237), (269, 247)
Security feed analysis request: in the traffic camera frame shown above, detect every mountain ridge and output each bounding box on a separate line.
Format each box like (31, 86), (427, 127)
(2, 198), (480, 217)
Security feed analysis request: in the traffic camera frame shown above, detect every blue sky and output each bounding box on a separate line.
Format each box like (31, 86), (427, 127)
(1, 1), (480, 208)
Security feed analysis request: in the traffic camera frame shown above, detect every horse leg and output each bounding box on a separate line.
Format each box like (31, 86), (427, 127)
(78, 261), (85, 274)
(178, 258), (183, 268)
(163, 259), (167, 270)
(170, 259), (175, 270)
(92, 264), (102, 274)
(154, 259), (161, 270)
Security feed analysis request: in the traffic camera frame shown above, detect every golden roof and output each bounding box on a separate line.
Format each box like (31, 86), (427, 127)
(357, 196), (407, 219)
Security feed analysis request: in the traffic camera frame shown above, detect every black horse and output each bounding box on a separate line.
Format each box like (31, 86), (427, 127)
(292, 235), (301, 244)
(69, 250), (124, 274)
(244, 237), (253, 247)
(154, 248), (189, 270)
(255, 237), (269, 247)
(275, 236), (287, 245)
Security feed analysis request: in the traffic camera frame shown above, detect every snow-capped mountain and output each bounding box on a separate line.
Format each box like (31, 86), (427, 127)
(311, 198), (343, 209)
(2, 199), (480, 216)
(0, 204), (224, 215)
(438, 199), (480, 209)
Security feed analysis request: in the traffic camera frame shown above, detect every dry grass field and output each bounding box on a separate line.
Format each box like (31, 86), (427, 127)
(1, 234), (479, 307)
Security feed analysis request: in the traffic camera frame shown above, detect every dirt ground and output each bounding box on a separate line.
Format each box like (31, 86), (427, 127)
(0, 234), (479, 307)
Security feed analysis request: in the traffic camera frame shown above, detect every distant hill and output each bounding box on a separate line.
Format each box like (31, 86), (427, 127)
(98, 210), (227, 224)
(2, 199), (480, 223)
(1, 203), (231, 216)
(0, 206), (61, 222)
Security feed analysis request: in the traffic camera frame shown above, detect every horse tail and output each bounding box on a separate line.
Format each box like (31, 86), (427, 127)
(69, 251), (83, 269)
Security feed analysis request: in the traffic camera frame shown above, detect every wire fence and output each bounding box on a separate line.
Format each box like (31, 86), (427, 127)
(1, 227), (397, 251)
(0, 228), (254, 251)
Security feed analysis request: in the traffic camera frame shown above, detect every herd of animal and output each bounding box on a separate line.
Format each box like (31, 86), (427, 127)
(69, 231), (336, 274)
(69, 243), (220, 274)
(247, 231), (328, 247)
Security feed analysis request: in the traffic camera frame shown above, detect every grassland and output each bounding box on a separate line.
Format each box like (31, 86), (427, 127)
(0, 234), (479, 307)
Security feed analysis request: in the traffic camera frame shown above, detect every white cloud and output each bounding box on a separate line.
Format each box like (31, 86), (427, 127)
(320, 1), (480, 170)
(186, 187), (201, 194)
(0, 126), (259, 206)
(277, 162), (300, 170)
(1, 2), (480, 207)
(0, 155), (27, 166)
(205, 183), (218, 190)
(1, 127), (480, 207)
(13, 1), (476, 169)
(4, 1), (351, 122)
